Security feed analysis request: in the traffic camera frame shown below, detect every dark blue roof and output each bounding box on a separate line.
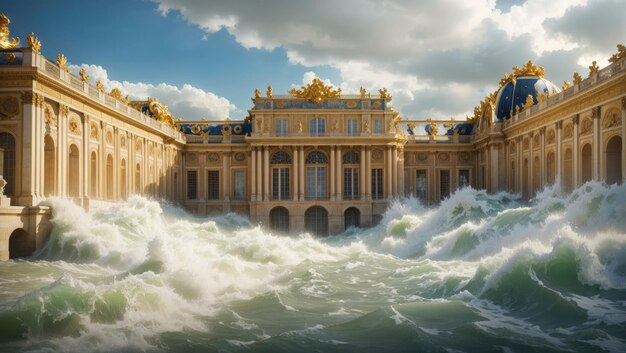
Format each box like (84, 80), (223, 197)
(422, 122), (474, 135)
(180, 123), (252, 136)
(495, 77), (560, 120)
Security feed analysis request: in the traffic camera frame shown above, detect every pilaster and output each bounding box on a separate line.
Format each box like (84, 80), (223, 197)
(592, 106), (601, 180)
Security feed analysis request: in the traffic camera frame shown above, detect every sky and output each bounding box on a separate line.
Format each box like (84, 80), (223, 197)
(2, 0), (624, 121)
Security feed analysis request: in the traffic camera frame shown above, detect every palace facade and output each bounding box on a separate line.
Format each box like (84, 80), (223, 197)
(0, 15), (625, 259)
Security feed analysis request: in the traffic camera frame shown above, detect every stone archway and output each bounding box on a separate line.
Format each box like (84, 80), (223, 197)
(305, 206), (328, 236)
(344, 207), (360, 230)
(9, 228), (34, 259)
(606, 136), (622, 184)
(270, 206), (289, 233)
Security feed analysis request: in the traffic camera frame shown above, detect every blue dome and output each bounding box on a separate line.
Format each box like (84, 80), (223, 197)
(495, 76), (560, 120)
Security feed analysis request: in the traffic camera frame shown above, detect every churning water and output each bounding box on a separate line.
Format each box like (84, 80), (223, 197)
(1, 182), (625, 353)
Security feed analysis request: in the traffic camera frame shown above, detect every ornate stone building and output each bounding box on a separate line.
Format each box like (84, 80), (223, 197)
(0, 15), (624, 259)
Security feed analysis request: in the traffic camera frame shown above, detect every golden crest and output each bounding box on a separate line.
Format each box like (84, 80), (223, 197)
(27, 32), (41, 53)
(79, 68), (89, 83)
(56, 53), (69, 72)
(288, 78), (341, 103)
(96, 80), (105, 92)
(109, 88), (123, 100)
(0, 13), (20, 49)
(378, 88), (392, 100)
(588, 61), (600, 76)
(608, 44), (626, 64)
(573, 72), (582, 85)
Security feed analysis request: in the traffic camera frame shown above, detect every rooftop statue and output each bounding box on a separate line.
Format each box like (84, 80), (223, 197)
(27, 32), (41, 53)
(0, 13), (19, 49)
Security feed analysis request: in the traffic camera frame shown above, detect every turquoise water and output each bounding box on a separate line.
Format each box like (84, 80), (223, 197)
(0, 182), (625, 352)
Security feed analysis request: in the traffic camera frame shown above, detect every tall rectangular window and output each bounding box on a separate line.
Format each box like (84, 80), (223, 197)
(459, 169), (470, 188)
(276, 119), (288, 136)
(373, 119), (383, 134)
(372, 168), (384, 199)
(309, 118), (325, 136)
(343, 167), (359, 199)
(416, 170), (427, 201)
(440, 170), (450, 200)
(272, 167), (290, 200)
(207, 170), (220, 200)
(187, 170), (197, 200)
(306, 166), (327, 199)
(347, 119), (359, 136)
(234, 170), (245, 200)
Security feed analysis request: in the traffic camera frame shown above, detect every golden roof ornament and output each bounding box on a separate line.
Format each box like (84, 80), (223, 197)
(254, 88), (261, 99)
(522, 94), (535, 111)
(109, 88), (123, 100)
(96, 80), (105, 92)
(588, 61), (600, 77)
(79, 68), (89, 83)
(0, 13), (20, 49)
(609, 44), (626, 64)
(379, 87), (392, 100)
(27, 32), (41, 53)
(573, 72), (582, 85)
(288, 78), (341, 103)
(428, 121), (438, 136)
(562, 80), (571, 90)
(499, 60), (545, 86)
(266, 85), (273, 98)
(56, 53), (69, 72)
(147, 97), (175, 126)
(359, 86), (367, 98)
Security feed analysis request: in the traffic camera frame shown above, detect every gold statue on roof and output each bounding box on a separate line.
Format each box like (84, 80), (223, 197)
(147, 97), (175, 126)
(360, 86), (367, 98)
(499, 60), (545, 86)
(0, 13), (19, 49)
(573, 72), (582, 85)
(522, 94), (534, 111)
(109, 88), (123, 100)
(266, 85), (273, 98)
(96, 80), (105, 92)
(56, 53), (69, 72)
(588, 61), (600, 76)
(562, 80), (571, 90)
(79, 68), (89, 83)
(379, 87), (392, 100)
(27, 32), (41, 53)
(428, 121), (438, 136)
(288, 77), (341, 103)
(254, 88), (261, 99)
(609, 44), (626, 64)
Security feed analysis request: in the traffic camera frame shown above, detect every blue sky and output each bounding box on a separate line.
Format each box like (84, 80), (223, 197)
(3, 0), (624, 120)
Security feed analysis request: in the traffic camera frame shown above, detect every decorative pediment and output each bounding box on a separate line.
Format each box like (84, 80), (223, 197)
(288, 78), (341, 103)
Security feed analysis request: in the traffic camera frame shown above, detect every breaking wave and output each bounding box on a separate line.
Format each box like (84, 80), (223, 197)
(0, 182), (625, 352)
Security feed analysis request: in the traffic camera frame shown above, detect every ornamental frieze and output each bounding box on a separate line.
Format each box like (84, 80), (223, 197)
(580, 118), (592, 135)
(43, 104), (57, 126)
(602, 109), (621, 129)
(0, 95), (19, 119)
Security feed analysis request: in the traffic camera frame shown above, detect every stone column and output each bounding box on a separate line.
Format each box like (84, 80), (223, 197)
(263, 146), (270, 201)
(556, 121), (563, 185)
(529, 133), (534, 193)
(293, 146), (298, 201)
(397, 146), (405, 197)
(335, 146), (342, 199)
(17, 92), (42, 205)
(392, 147), (398, 197)
(592, 106), (601, 180)
(386, 146), (393, 199)
(299, 147), (305, 200)
(251, 147), (256, 201)
(330, 146), (336, 200)
(517, 136), (522, 194)
(57, 104), (68, 197)
(359, 146), (365, 199)
(622, 98), (626, 182)
(365, 147), (371, 199)
(223, 152), (231, 202)
(256, 147), (263, 201)
(540, 128), (546, 187)
(490, 142), (500, 193)
(82, 115), (90, 201)
(573, 115), (580, 187)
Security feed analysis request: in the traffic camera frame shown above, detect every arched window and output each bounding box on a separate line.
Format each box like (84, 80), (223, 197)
(44, 135), (56, 197)
(0, 132), (16, 196)
(309, 117), (325, 136)
(344, 207), (360, 230)
(606, 136), (622, 185)
(306, 151), (328, 199)
(343, 150), (360, 200)
(305, 206), (328, 236)
(582, 144), (592, 183)
(68, 145), (80, 198)
(547, 152), (556, 185)
(270, 207), (289, 233)
(271, 150), (291, 200)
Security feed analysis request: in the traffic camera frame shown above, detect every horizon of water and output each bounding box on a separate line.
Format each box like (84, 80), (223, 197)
(0, 181), (625, 353)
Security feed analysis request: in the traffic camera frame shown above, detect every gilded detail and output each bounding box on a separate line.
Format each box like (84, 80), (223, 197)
(27, 32), (41, 53)
(0, 13), (20, 49)
(56, 54), (69, 72)
(79, 68), (89, 83)
(588, 61), (600, 77)
(96, 80), (105, 92)
(608, 44), (626, 64)
(109, 88), (123, 100)
(379, 88), (391, 100)
(3, 52), (16, 64)
(288, 78), (341, 103)
(573, 72), (582, 85)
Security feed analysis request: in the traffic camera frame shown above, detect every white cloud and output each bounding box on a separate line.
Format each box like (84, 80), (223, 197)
(69, 64), (237, 120)
(150, 0), (618, 119)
